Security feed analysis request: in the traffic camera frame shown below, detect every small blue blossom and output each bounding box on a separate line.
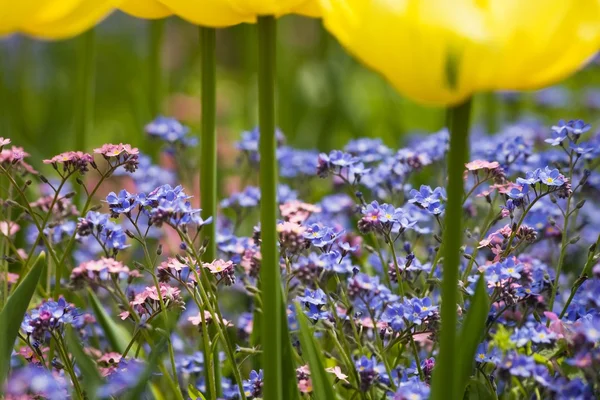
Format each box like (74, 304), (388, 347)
(539, 167), (565, 187)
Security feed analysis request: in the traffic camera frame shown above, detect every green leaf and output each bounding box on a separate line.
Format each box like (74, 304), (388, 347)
(0, 251), (46, 388)
(126, 338), (168, 400)
(294, 303), (336, 400)
(65, 325), (104, 400)
(187, 384), (207, 400)
(456, 275), (490, 398)
(87, 288), (131, 353)
(464, 377), (494, 400)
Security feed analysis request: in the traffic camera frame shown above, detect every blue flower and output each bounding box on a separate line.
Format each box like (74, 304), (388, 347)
(507, 184), (530, 201)
(545, 124), (568, 146)
(516, 169), (541, 185)
(569, 142), (594, 155)
(409, 185), (446, 209)
(145, 116), (197, 147)
(5, 365), (65, 400)
(106, 189), (138, 215)
(243, 369), (263, 398)
(566, 119), (591, 136)
(474, 342), (500, 364)
(382, 303), (406, 331)
(21, 298), (83, 341)
(393, 380), (430, 400)
(499, 258), (523, 280)
(296, 288), (328, 307)
(539, 167), (565, 187)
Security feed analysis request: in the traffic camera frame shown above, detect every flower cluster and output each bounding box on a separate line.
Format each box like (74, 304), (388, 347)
(4, 117), (600, 400)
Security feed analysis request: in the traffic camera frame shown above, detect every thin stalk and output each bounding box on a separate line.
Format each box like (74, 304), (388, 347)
(200, 27), (217, 262)
(199, 26), (220, 397)
(257, 16), (283, 400)
(431, 98), (472, 400)
(548, 152), (575, 314)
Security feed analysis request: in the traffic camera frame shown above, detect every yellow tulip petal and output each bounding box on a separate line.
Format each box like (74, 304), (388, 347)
(21, 0), (117, 40)
(320, 0), (600, 106)
(120, 0), (172, 19)
(158, 0), (253, 27)
(0, 0), (54, 35)
(227, 0), (320, 17)
(320, 0), (487, 105)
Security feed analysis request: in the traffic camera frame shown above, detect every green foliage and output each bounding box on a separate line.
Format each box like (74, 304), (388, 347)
(65, 325), (104, 400)
(0, 252), (46, 389)
(87, 288), (131, 353)
(295, 303), (337, 400)
(456, 275), (490, 398)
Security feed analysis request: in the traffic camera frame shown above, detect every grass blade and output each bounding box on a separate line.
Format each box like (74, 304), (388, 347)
(294, 303), (336, 400)
(282, 301), (300, 400)
(65, 325), (104, 400)
(87, 288), (131, 353)
(456, 275), (490, 398)
(0, 251), (46, 388)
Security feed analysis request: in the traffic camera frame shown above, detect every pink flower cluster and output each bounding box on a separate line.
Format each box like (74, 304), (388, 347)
(93, 143), (139, 173)
(70, 258), (139, 288)
(0, 143), (36, 174)
(120, 283), (184, 320)
(280, 200), (321, 224)
(43, 151), (94, 174)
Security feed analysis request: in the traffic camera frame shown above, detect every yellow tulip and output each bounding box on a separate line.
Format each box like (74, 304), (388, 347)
(120, 0), (172, 19)
(19, 0), (118, 39)
(320, 0), (600, 106)
(158, 0), (320, 27)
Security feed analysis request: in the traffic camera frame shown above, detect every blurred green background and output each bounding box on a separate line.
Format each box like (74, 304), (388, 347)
(1, 13), (599, 164)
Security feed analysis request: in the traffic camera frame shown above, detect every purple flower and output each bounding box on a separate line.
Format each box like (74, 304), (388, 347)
(21, 298), (83, 341)
(5, 365), (65, 400)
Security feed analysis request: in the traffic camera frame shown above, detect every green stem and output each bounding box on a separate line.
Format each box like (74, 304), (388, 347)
(431, 97), (472, 400)
(257, 16), (283, 400)
(200, 27), (217, 262)
(199, 26), (220, 398)
(548, 152), (575, 316)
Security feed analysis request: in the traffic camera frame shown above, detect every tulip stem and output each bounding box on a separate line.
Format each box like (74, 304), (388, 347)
(200, 26), (221, 398)
(431, 97), (472, 400)
(258, 15), (283, 400)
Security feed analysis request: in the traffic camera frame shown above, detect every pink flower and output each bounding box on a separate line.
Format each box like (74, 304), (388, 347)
(43, 151), (94, 174)
(0, 221), (19, 237)
(94, 143), (139, 157)
(204, 259), (234, 274)
(466, 160), (500, 171)
(326, 366), (349, 383)
(297, 379), (313, 393)
(188, 311), (231, 327)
